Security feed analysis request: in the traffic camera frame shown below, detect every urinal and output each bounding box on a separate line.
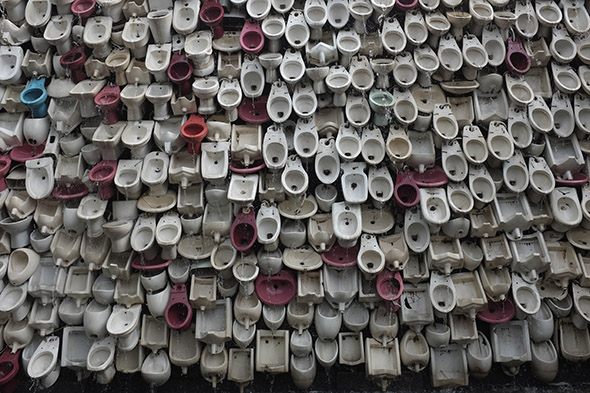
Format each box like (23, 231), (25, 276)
(140, 350), (171, 387)
(465, 332), (492, 379)
(462, 33), (488, 80)
(511, 272), (541, 316)
(240, 19), (265, 55)
(261, 304), (286, 331)
(44, 15), (74, 55)
(531, 340), (558, 383)
(550, 24), (576, 64)
(562, 0), (590, 35)
(527, 301), (554, 343)
(400, 330), (429, 373)
(24, 157), (54, 200)
(393, 52), (417, 89)
(145, 44), (172, 82)
(403, 208), (430, 254)
(27, 336), (60, 388)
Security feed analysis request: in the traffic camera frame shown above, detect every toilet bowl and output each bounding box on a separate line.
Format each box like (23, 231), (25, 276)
(0, 214), (34, 249)
(77, 194), (108, 238)
(326, 0), (349, 29)
(400, 330), (429, 373)
(106, 304), (142, 350)
(433, 103), (458, 144)
(256, 202), (280, 251)
(263, 124), (288, 171)
(462, 33), (488, 80)
(130, 215), (158, 259)
(435, 33), (462, 81)
(468, 164), (496, 206)
(82, 299), (111, 339)
(314, 302), (342, 341)
(166, 52), (193, 98)
(155, 213), (181, 260)
(88, 161), (117, 200)
(164, 283), (192, 331)
(550, 24), (576, 64)
(83, 17), (113, 60)
(526, 96), (553, 134)
(240, 19), (265, 55)
(44, 15), (74, 55)
(413, 44), (439, 86)
(290, 328), (313, 357)
(217, 79), (242, 122)
(551, 91), (575, 137)
(260, 16), (286, 54)
(562, 0), (590, 35)
(281, 155), (308, 199)
(94, 85), (121, 125)
(141, 151), (169, 196)
(121, 120), (153, 158)
(392, 88), (418, 127)
(348, 0), (372, 33)
(345, 94), (371, 128)
(0, 347), (20, 388)
(481, 25), (505, 68)
(419, 187), (450, 230)
(199, 0), (224, 40)
(239, 58), (264, 100)
(278, 49), (305, 86)
(303, 0), (328, 39)
(122, 17), (151, 59)
(293, 117), (319, 159)
(145, 44), (172, 82)
(393, 52), (417, 89)
(8, 248), (39, 286)
(230, 207), (257, 254)
(403, 208), (430, 253)
(531, 340), (558, 383)
(27, 336), (60, 388)
(535, 0), (561, 36)
(511, 272), (541, 316)
(550, 187), (583, 232)
(180, 114), (207, 155)
(85, 336), (116, 384)
(552, 62), (581, 95)
(325, 65), (351, 107)
(20, 77), (47, 118)
(331, 201), (362, 248)
(24, 157), (54, 200)
(505, 74), (534, 107)
(514, 0), (539, 38)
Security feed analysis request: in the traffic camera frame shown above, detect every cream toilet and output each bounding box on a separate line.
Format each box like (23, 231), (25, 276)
(400, 330), (429, 373)
(87, 336), (117, 384)
(106, 304), (142, 350)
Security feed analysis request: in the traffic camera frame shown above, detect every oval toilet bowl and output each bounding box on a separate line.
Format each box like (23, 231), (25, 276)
(400, 330), (429, 373)
(87, 336), (116, 384)
(27, 336), (60, 388)
(429, 271), (457, 314)
(466, 332), (492, 378)
(165, 283), (192, 331)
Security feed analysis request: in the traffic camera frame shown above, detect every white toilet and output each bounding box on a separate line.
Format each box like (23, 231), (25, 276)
(87, 336), (117, 384)
(27, 336), (60, 388)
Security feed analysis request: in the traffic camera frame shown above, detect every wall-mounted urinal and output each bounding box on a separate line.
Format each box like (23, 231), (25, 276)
(399, 330), (429, 373)
(559, 318), (590, 362)
(530, 340), (558, 383)
(27, 336), (60, 388)
(261, 304), (286, 331)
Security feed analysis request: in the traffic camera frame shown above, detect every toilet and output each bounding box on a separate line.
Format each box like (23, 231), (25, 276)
(165, 283), (192, 331)
(27, 336), (60, 388)
(240, 57), (265, 99)
(404, 208), (430, 254)
(86, 336), (116, 384)
(511, 272), (541, 316)
(106, 304), (142, 350)
(263, 125), (288, 171)
(141, 151), (169, 196)
(217, 78), (243, 122)
(429, 271), (456, 314)
(550, 187), (583, 232)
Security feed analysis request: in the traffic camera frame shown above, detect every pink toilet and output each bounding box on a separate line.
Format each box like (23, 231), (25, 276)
(505, 37), (531, 75)
(394, 171), (420, 208)
(180, 114), (207, 155)
(240, 19), (265, 55)
(165, 283), (193, 331)
(0, 156), (11, 192)
(52, 183), (89, 200)
(71, 0), (96, 23)
(230, 207), (257, 254)
(200, 0), (224, 39)
(94, 85), (121, 125)
(0, 349), (20, 390)
(167, 52), (194, 97)
(376, 270), (404, 302)
(89, 161), (117, 200)
(60, 46), (87, 83)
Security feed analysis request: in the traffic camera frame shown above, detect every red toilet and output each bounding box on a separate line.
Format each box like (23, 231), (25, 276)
(71, 0), (96, 22)
(180, 114), (207, 154)
(167, 52), (194, 97)
(376, 270), (404, 302)
(60, 46), (87, 83)
(200, 0), (224, 39)
(89, 161), (118, 200)
(94, 85), (121, 125)
(505, 36), (531, 75)
(240, 19), (265, 55)
(230, 207), (257, 254)
(165, 283), (193, 331)
(0, 349), (20, 389)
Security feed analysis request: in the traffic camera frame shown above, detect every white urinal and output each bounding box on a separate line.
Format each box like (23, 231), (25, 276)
(141, 350), (171, 386)
(531, 340), (558, 383)
(466, 332), (492, 379)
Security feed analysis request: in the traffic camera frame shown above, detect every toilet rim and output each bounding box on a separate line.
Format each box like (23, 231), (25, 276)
(0, 349), (20, 384)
